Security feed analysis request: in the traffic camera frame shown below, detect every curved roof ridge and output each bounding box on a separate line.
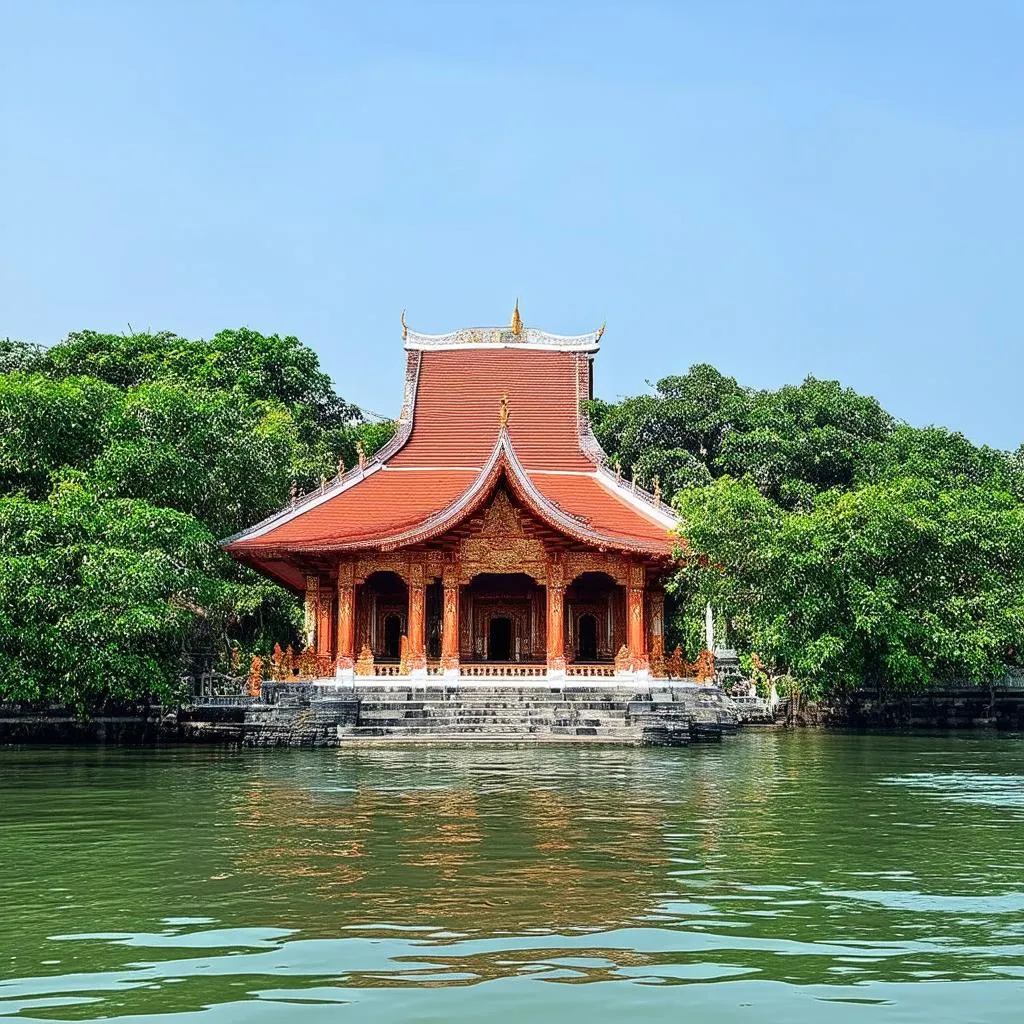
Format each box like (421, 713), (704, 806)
(404, 324), (603, 352)
(221, 351), (423, 547)
(372, 430), (673, 554)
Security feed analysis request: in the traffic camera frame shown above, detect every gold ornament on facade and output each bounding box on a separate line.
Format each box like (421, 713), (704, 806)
(499, 392), (510, 428)
(665, 645), (684, 680)
(614, 645), (632, 673)
(565, 551), (627, 586)
(355, 644), (375, 676)
(247, 655), (263, 698)
(595, 320), (606, 342)
(511, 299), (523, 336)
(354, 552), (411, 584)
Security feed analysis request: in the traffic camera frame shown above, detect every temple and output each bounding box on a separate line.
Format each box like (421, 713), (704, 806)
(223, 305), (681, 682)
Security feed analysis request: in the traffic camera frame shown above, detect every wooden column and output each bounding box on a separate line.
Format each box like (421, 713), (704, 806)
(627, 563), (647, 666)
(303, 575), (319, 651)
(316, 585), (334, 659)
(546, 558), (566, 674)
(646, 586), (666, 678)
(441, 564), (460, 672)
(337, 560), (356, 670)
(408, 561), (426, 670)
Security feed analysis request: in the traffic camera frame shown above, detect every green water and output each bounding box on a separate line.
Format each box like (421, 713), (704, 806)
(2, 734), (1023, 1022)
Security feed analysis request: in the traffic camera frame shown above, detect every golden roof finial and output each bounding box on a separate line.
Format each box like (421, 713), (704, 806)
(653, 475), (661, 502)
(400, 309), (408, 340)
(356, 440), (366, 470)
(499, 392), (510, 428)
(596, 320), (606, 342)
(511, 299), (523, 336)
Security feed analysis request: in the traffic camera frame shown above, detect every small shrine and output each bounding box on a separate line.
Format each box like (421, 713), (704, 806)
(223, 306), (681, 681)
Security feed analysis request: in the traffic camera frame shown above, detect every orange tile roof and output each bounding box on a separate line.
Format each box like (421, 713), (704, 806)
(388, 349), (593, 472)
(224, 340), (677, 559)
(529, 473), (674, 548)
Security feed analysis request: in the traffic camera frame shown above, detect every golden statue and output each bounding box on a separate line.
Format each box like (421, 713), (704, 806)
(511, 299), (523, 336)
(499, 392), (510, 427)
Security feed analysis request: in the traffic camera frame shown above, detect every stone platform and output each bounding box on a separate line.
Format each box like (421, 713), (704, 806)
(185, 679), (740, 747)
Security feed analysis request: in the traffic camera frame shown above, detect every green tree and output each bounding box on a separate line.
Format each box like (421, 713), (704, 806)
(675, 475), (1024, 696)
(715, 377), (894, 506)
(0, 373), (120, 498)
(0, 327), (393, 709)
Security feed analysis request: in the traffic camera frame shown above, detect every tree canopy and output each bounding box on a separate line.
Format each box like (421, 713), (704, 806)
(0, 328), (393, 711)
(591, 365), (1024, 696)
(3, 332), (1020, 710)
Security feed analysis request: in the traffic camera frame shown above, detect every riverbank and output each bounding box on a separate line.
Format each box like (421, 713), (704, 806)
(4, 684), (1023, 746)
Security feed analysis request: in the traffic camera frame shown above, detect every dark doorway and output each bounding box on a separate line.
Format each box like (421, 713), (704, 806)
(383, 614), (402, 659)
(488, 617), (513, 661)
(577, 614), (598, 661)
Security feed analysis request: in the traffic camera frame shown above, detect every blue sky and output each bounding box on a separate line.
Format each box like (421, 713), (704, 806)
(2, 1), (1022, 446)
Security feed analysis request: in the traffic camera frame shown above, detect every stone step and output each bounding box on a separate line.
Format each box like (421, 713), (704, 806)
(342, 724), (640, 738)
(357, 705), (631, 718)
(349, 717), (630, 729)
(342, 724), (641, 738)
(338, 732), (638, 744)
(357, 700), (635, 712)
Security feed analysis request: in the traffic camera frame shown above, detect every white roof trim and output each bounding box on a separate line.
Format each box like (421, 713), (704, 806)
(222, 462), (383, 545)
(594, 470), (680, 530)
(405, 324), (602, 353)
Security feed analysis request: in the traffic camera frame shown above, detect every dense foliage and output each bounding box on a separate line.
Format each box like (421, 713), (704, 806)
(589, 366), (1024, 696)
(0, 329), (393, 710)
(4, 329), (1020, 709)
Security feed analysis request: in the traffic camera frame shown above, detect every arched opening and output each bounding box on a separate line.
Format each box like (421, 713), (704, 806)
(488, 616), (513, 661)
(577, 613), (598, 661)
(464, 572), (543, 663)
(383, 614), (402, 659)
(566, 571), (621, 663)
(358, 570), (408, 661)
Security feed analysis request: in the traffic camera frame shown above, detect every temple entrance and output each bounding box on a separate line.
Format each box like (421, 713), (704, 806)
(488, 617), (513, 661)
(577, 613), (598, 661)
(357, 570), (408, 662)
(464, 572), (544, 663)
(565, 571), (621, 663)
(382, 614), (402, 659)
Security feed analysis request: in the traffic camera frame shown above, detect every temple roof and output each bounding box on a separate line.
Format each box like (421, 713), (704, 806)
(224, 311), (679, 577)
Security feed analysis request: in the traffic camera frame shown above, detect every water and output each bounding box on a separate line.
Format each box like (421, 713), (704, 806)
(2, 732), (1023, 1022)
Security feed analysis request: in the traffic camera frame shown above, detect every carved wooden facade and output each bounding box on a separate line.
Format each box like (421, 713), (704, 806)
(302, 489), (670, 676)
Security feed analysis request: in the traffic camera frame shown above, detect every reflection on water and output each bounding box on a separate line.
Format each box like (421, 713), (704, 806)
(2, 733), (1024, 1022)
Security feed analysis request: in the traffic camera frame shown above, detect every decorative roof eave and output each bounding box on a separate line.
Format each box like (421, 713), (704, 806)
(403, 325), (603, 353)
(575, 361), (680, 525)
(220, 351), (423, 549)
(261, 429), (675, 558)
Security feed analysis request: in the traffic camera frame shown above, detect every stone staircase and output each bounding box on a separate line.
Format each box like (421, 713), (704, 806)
(333, 685), (737, 745)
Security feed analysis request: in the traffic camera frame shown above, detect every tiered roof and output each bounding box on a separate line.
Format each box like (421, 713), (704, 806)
(224, 308), (679, 588)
